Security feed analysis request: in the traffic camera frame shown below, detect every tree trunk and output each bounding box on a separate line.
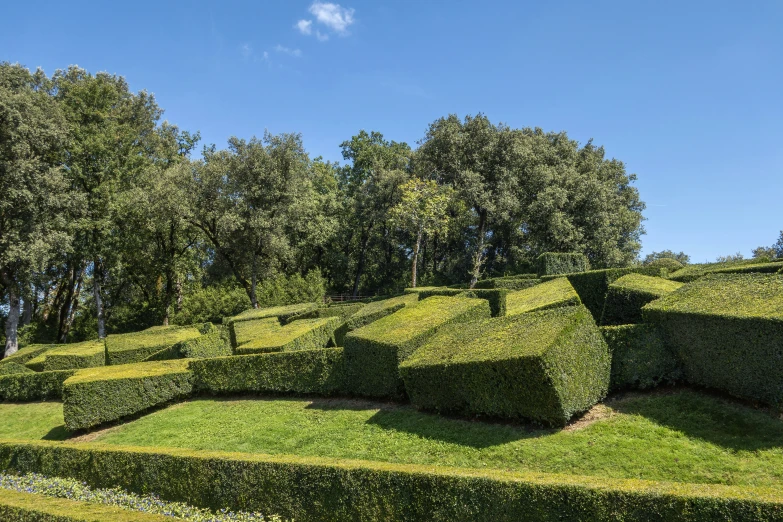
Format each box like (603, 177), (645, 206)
(57, 263), (78, 341)
(412, 226), (423, 288)
(176, 278), (183, 312)
(22, 285), (33, 326)
(250, 252), (259, 309)
(4, 285), (20, 358)
(94, 258), (106, 339)
(62, 273), (83, 342)
(469, 210), (488, 289)
(352, 229), (371, 298)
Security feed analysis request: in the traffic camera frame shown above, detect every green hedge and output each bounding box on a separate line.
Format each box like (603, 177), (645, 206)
(143, 329), (231, 361)
(400, 306), (610, 426)
(646, 257), (684, 272)
(600, 274), (684, 326)
(0, 370), (77, 401)
(105, 326), (204, 366)
(191, 348), (346, 396)
(62, 360), (193, 431)
(412, 288), (508, 317)
(0, 363), (35, 376)
(2, 441), (781, 522)
(600, 324), (682, 391)
(535, 252), (589, 276)
(25, 341), (105, 372)
(287, 302), (366, 346)
(506, 277), (581, 317)
(0, 488), (170, 521)
(344, 296), (492, 399)
(344, 294), (419, 332)
(643, 273), (783, 406)
(668, 259), (783, 283)
(0, 344), (54, 369)
(224, 302), (318, 326)
(233, 317), (339, 355)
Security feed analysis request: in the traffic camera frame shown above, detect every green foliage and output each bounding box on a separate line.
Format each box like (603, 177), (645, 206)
(233, 317), (339, 355)
(344, 294), (419, 331)
(535, 252), (589, 276)
(24, 340), (105, 372)
(645, 257), (684, 271)
(668, 259), (783, 283)
(0, 369), (76, 401)
(226, 303), (318, 327)
(643, 250), (690, 266)
(62, 360), (193, 431)
(344, 296), (492, 398)
(105, 325), (202, 365)
(600, 274), (683, 326)
(143, 330), (230, 361)
(472, 277), (540, 290)
(173, 284), (251, 326)
(0, 363), (35, 376)
(191, 348), (346, 396)
(0, 344), (53, 368)
(505, 277), (581, 317)
(412, 288), (508, 317)
(601, 324), (681, 390)
(401, 306), (609, 426)
(644, 274), (783, 406)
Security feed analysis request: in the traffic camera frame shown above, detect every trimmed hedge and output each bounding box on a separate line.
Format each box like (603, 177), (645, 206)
(225, 302), (318, 326)
(0, 488), (171, 521)
(344, 296), (492, 398)
(62, 360), (193, 431)
(643, 273), (783, 406)
(233, 317), (339, 355)
(535, 252), (589, 276)
(668, 259), (783, 283)
(105, 325), (203, 366)
(400, 306), (610, 426)
(288, 302), (367, 345)
(601, 324), (681, 391)
(473, 278), (541, 290)
(0, 363), (35, 376)
(0, 344), (54, 368)
(143, 329), (231, 361)
(25, 341), (105, 372)
(344, 293), (419, 332)
(191, 348), (346, 396)
(0, 370), (77, 401)
(412, 288), (508, 317)
(506, 277), (580, 317)
(2, 441), (782, 522)
(600, 274), (684, 326)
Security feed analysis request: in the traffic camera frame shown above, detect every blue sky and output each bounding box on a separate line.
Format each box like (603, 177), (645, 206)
(2, 0), (781, 262)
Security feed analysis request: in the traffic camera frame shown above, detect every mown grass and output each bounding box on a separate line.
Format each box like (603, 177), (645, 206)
(0, 402), (70, 440)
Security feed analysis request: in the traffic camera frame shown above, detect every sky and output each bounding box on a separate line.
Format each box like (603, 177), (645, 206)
(2, 0), (781, 262)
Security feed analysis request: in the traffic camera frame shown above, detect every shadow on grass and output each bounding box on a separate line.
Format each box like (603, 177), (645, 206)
(41, 425), (72, 441)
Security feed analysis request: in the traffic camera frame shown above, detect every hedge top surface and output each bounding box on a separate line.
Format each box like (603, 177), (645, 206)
(506, 277), (580, 316)
(105, 325), (202, 353)
(0, 344), (53, 366)
(25, 340), (105, 366)
(644, 273), (783, 320)
(609, 273), (684, 296)
(228, 302), (318, 324)
(668, 258), (783, 282)
(238, 317), (339, 351)
(65, 359), (192, 385)
(348, 293), (418, 321)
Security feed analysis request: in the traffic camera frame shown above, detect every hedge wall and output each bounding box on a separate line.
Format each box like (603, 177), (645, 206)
(600, 324), (681, 391)
(233, 317), (339, 355)
(400, 306), (610, 426)
(24, 341), (105, 372)
(643, 273), (783, 406)
(668, 259), (783, 283)
(0, 370), (77, 401)
(144, 329), (231, 361)
(224, 302), (318, 326)
(344, 293), (419, 333)
(62, 360), (193, 431)
(0, 488), (170, 521)
(344, 296), (492, 398)
(412, 288), (508, 317)
(105, 325), (204, 366)
(535, 252), (589, 276)
(473, 275), (541, 290)
(1, 441), (780, 522)
(600, 274), (684, 326)
(0, 363), (35, 376)
(505, 277), (580, 317)
(0, 344), (54, 369)
(191, 348), (346, 396)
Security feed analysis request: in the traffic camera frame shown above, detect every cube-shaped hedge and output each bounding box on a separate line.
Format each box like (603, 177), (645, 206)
(344, 293), (419, 331)
(62, 359), (194, 431)
(410, 288), (508, 317)
(24, 340), (105, 372)
(344, 296), (492, 398)
(105, 325), (203, 365)
(0, 362), (35, 376)
(600, 274), (683, 326)
(506, 277), (581, 317)
(535, 253), (589, 276)
(225, 302), (318, 326)
(232, 317), (339, 355)
(668, 259), (783, 283)
(600, 324), (681, 391)
(400, 305), (610, 426)
(0, 369), (77, 401)
(0, 344), (54, 369)
(143, 329), (231, 361)
(643, 273), (783, 406)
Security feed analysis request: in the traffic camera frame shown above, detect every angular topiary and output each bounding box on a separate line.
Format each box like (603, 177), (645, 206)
(600, 324), (681, 391)
(600, 274), (684, 326)
(535, 253), (589, 276)
(344, 296), (492, 399)
(0, 344), (55, 369)
(668, 259), (783, 283)
(344, 294), (419, 332)
(473, 275), (541, 290)
(224, 302), (319, 326)
(233, 317), (339, 355)
(412, 288), (508, 317)
(105, 325), (203, 366)
(143, 329), (231, 361)
(643, 273), (783, 406)
(25, 340), (106, 372)
(0, 362), (35, 376)
(0, 369), (77, 401)
(506, 277), (581, 317)
(400, 305), (610, 426)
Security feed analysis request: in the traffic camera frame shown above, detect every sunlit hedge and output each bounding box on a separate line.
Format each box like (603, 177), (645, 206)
(24, 340), (105, 372)
(105, 325), (204, 365)
(505, 277), (580, 317)
(0, 370), (77, 401)
(600, 274), (683, 326)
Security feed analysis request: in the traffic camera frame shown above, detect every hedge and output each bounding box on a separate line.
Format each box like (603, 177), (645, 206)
(0, 488), (170, 521)
(473, 274), (541, 290)
(600, 324), (681, 391)
(224, 302), (318, 326)
(411, 288), (508, 317)
(344, 296), (492, 398)
(505, 277), (581, 317)
(400, 306), (610, 426)
(535, 252), (589, 276)
(643, 273), (783, 406)
(288, 302), (367, 345)
(668, 259), (783, 283)
(233, 317), (339, 355)
(62, 360), (193, 431)
(0, 344), (54, 369)
(0, 362), (35, 376)
(143, 329), (231, 361)
(600, 274), (684, 326)
(105, 325), (203, 366)
(191, 348), (346, 396)
(1, 441), (781, 522)
(24, 341), (105, 372)
(0, 370), (77, 401)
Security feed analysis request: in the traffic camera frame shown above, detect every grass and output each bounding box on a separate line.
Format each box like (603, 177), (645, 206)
(0, 402), (70, 440)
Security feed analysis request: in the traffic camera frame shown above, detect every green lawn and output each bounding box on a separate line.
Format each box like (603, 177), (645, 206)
(0, 402), (70, 440)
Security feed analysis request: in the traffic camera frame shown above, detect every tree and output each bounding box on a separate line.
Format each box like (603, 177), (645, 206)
(752, 231), (783, 260)
(643, 250), (690, 265)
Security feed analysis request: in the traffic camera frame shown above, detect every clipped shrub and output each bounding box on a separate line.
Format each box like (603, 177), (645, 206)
(191, 348), (346, 396)
(473, 278), (541, 290)
(105, 325), (203, 366)
(506, 278), (580, 317)
(600, 324), (681, 391)
(643, 273), (783, 406)
(535, 253), (589, 276)
(225, 302), (319, 326)
(344, 296), (492, 398)
(62, 360), (194, 431)
(232, 317), (339, 355)
(400, 306), (610, 426)
(0, 362), (35, 376)
(25, 340), (106, 372)
(646, 257), (684, 272)
(344, 293), (419, 331)
(143, 330), (231, 361)
(600, 274), (684, 326)
(668, 259), (783, 283)
(0, 370), (77, 401)
(289, 302), (367, 346)
(412, 288), (508, 317)
(0, 344), (54, 369)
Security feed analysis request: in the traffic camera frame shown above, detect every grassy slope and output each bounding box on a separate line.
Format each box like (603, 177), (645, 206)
(0, 402), (70, 440)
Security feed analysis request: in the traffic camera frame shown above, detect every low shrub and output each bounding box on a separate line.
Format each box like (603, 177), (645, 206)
(535, 252), (589, 276)
(224, 303), (318, 327)
(668, 259), (783, 283)
(191, 348), (346, 396)
(0, 370), (77, 401)
(600, 274), (684, 326)
(344, 293), (419, 331)
(400, 306), (610, 426)
(0, 363), (35, 376)
(643, 274), (783, 406)
(62, 360), (194, 431)
(24, 340), (106, 372)
(413, 288), (508, 317)
(233, 317), (339, 355)
(105, 325), (203, 365)
(0, 344), (54, 369)
(505, 278), (580, 317)
(344, 296), (492, 398)
(600, 324), (681, 391)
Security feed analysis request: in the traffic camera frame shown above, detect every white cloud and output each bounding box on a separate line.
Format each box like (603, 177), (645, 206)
(308, 2), (355, 34)
(315, 30), (329, 41)
(240, 43), (253, 59)
(275, 44), (302, 57)
(296, 19), (312, 35)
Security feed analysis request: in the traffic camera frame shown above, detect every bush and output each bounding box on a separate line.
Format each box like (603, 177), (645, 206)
(0, 363), (35, 376)
(3, 440), (780, 522)
(506, 278), (580, 317)
(289, 302), (367, 346)
(24, 340), (106, 372)
(535, 253), (589, 276)
(173, 283), (251, 326)
(191, 348), (346, 396)
(643, 273), (783, 406)
(344, 294), (419, 331)
(225, 303), (318, 327)
(412, 288), (508, 317)
(143, 330), (231, 361)
(668, 259), (783, 283)
(646, 257), (684, 272)
(400, 306), (610, 426)
(232, 317), (339, 355)
(0, 370), (77, 401)
(105, 326), (203, 366)
(0, 344), (54, 369)
(62, 360), (194, 431)
(600, 324), (681, 391)
(344, 296), (491, 398)
(600, 274), (683, 326)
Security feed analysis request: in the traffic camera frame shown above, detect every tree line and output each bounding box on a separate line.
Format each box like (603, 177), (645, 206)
(1, 63), (647, 356)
